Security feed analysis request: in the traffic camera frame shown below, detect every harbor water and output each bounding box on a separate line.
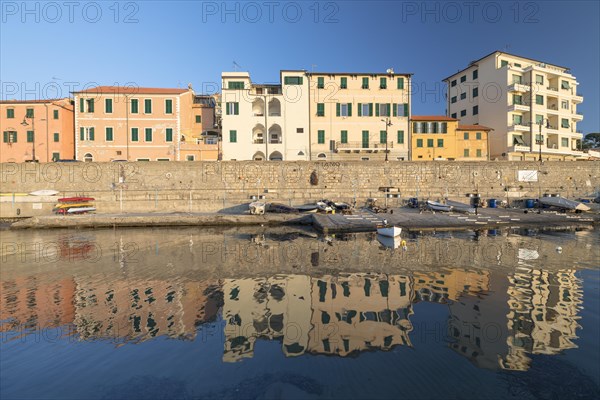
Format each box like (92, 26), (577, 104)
(1, 226), (599, 399)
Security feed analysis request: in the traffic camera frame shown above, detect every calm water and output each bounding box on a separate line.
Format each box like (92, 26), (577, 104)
(1, 226), (599, 399)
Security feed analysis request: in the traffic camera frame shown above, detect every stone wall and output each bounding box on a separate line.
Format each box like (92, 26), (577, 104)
(1, 161), (599, 218)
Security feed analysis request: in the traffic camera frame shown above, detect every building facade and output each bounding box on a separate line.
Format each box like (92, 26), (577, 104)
(307, 71), (412, 161)
(0, 98), (74, 163)
(73, 86), (217, 162)
(411, 116), (492, 161)
(220, 71), (310, 161)
(443, 51), (584, 161)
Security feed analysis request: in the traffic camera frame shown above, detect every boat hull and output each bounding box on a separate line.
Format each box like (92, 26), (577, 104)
(376, 226), (402, 237)
(426, 200), (452, 212)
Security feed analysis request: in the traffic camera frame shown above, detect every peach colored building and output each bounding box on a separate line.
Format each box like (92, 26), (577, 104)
(0, 98), (74, 163)
(73, 86), (218, 162)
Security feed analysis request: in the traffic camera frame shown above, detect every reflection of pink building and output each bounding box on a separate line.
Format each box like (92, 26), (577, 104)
(0, 99), (74, 162)
(73, 86), (218, 162)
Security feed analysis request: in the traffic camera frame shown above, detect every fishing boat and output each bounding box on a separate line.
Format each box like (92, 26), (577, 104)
(29, 190), (59, 196)
(446, 200), (475, 214)
(376, 225), (402, 237)
(249, 201), (266, 215)
(58, 197), (95, 203)
(426, 200), (452, 212)
(539, 196), (590, 211)
(67, 207), (96, 214)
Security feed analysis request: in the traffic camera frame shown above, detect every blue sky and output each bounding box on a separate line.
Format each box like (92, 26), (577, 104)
(1, 0), (598, 132)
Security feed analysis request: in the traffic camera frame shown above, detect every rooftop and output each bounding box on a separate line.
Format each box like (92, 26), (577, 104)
(0, 98), (68, 104)
(72, 86), (190, 95)
(457, 124), (493, 131)
(411, 115), (458, 121)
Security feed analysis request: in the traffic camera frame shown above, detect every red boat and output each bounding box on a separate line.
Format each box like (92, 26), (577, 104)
(58, 197), (95, 203)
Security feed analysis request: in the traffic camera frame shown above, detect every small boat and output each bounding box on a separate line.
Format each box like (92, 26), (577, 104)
(334, 202), (352, 211)
(267, 203), (299, 214)
(446, 200), (475, 214)
(296, 204), (319, 213)
(377, 225), (402, 237)
(316, 201), (333, 213)
(54, 203), (94, 209)
(426, 200), (452, 212)
(377, 235), (402, 249)
(58, 197), (95, 203)
(29, 190), (59, 196)
(539, 196), (590, 211)
(249, 201), (266, 215)
(67, 207), (96, 214)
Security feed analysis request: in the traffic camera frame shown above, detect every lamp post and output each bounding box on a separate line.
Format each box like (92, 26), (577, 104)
(536, 117), (550, 162)
(21, 114), (36, 162)
(381, 117), (392, 162)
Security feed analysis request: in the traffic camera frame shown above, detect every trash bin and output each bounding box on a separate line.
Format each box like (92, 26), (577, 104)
(525, 199), (535, 209)
(488, 199), (497, 208)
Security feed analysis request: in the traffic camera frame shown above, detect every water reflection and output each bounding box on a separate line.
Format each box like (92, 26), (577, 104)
(0, 227), (597, 375)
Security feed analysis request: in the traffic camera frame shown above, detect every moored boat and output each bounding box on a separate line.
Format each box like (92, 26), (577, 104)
(66, 207), (96, 214)
(376, 225), (402, 237)
(29, 190), (59, 196)
(446, 200), (475, 214)
(426, 200), (453, 212)
(58, 197), (95, 203)
(539, 196), (590, 211)
(249, 201), (266, 215)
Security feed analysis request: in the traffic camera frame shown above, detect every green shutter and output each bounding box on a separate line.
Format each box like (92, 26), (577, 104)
(393, 104), (397, 117)
(341, 130), (348, 144)
(336, 103), (340, 117)
(388, 104), (391, 116)
(369, 103), (373, 116)
(437, 139), (443, 148)
(362, 131), (369, 148)
(106, 127), (113, 141)
(318, 130), (325, 144)
(88, 99), (94, 113)
(362, 77), (368, 89)
(403, 104), (409, 117)
(234, 102), (239, 115)
(79, 98), (84, 112)
(341, 77), (347, 89)
(427, 138), (434, 148)
(26, 131), (33, 142)
(380, 130), (387, 144)
(145, 128), (152, 142)
(347, 103), (352, 117)
(131, 128), (138, 141)
(380, 77), (386, 89)
(131, 99), (138, 113)
(52, 152), (60, 161)
(317, 103), (324, 116)
(145, 99), (152, 113)
(166, 99), (173, 114)
(166, 128), (173, 142)
(358, 103), (362, 117)
(7, 109), (14, 118)
(397, 78), (404, 89)
(53, 110), (59, 119)
(318, 77), (324, 89)
(464, 149), (469, 157)
(397, 130), (404, 144)
(195, 115), (201, 123)
(476, 132), (482, 140)
(375, 103), (380, 117)
(3, 131), (7, 143)
(230, 130), (237, 143)
(80, 127), (84, 141)
(417, 139), (423, 148)
(89, 127), (94, 141)
(105, 98), (112, 113)
(225, 102), (230, 115)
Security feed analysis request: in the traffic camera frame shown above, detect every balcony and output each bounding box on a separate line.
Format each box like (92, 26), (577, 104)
(509, 124), (530, 132)
(572, 93), (583, 103)
(573, 113), (583, 122)
(508, 103), (530, 112)
(507, 83), (530, 93)
(336, 142), (394, 152)
(510, 145), (531, 153)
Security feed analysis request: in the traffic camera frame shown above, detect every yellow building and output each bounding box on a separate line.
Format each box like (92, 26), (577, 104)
(307, 71), (412, 161)
(411, 116), (492, 161)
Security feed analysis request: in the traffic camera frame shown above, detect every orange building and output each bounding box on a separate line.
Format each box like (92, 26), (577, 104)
(0, 98), (74, 163)
(73, 86), (218, 162)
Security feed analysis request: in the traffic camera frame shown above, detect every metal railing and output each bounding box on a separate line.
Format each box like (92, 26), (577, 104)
(336, 141), (394, 150)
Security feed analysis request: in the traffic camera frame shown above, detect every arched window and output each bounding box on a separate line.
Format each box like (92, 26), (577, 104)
(83, 153), (93, 162)
(253, 151), (265, 161)
(317, 153), (327, 159)
(269, 151), (283, 161)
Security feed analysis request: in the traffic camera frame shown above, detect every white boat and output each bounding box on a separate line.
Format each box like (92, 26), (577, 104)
(67, 207), (96, 214)
(29, 190), (59, 196)
(446, 200), (475, 214)
(249, 201), (266, 215)
(426, 200), (452, 212)
(376, 226), (402, 237)
(377, 234), (402, 249)
(316, 201), (333, 213)
(539, 196), (590, 211)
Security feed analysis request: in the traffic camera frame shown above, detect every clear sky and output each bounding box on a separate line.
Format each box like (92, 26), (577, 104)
(1, 0), (598, 132)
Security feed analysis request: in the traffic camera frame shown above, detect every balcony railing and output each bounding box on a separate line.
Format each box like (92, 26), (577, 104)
(336, 141), (394, 150)
(547, 86), (558, 92)
(548, 104), (558, 110)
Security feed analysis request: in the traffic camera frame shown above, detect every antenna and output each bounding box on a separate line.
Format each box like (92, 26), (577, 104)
(233, 61), (242, 71)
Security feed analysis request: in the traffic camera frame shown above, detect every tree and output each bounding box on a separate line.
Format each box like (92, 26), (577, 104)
(582, 133), (600, 149)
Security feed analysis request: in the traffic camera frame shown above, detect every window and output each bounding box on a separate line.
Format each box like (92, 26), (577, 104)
(437, 139), (444, 147)
(26, 130), (33, 142)
(535, 134), (543, 143)
(476, 132), (482, 140)
(476, 149), (482, 157)
(513, 94), (523, 105)
(318, 130), (325, 144)
(228, 81), (244, 90)
(362, 77), (369, 89)
(463, 132), (469, 140)
(229, 130), (237, 143)
(284, 76), (303, 85)
(535, 114), (543, 124)
(131, 128), (139, 141)
(451, 96), (457, 104)
(357, 103), (373, 117)
(226, 102), (239, 115)
(512, 74), (522, 84)
(297, 128), (304, 133)
(380, 77), (387, 89)
(472, 87), (478, 98)
(317, 153), (327, 159)
(397, 130), (404, 144)
(7, 108), (14, 118)
(136, 158), (150, 162)
(416, 138), (423, 148)
(340, 77), (347, 89)
(460, 92), (466, 100)
(186, 155), (195, 161)
(52, 152), (60, 161)
(451, 113), (457, 118)
(362, 131), (369, 148)
(460, 75), (466, 83)
(53, 133), (59, 142)
(79, 127), (94, 141)
(472, 70), (478, 79)
(377, 103), (390, 117)
(561, 138), (569, 147)
(464, 149), (470, 157)
(145, 128), (153, 142)
(451, 80), (457, 87)
(561, 118), (569, 128)
(561, 100), (569, 110)
(361, 157), (370, 161)
(460, 109), (466, 117)
(337, 103), (352, 117)
(26, 108), (34, 118)
(53, 110), (59, 119)
(86, 99), (94, 113)
(536, 95), (544, 105)
(195, 115), (201, 123)
(165, 99), (173, 114)
(473, 106), (479, 115)
(131, 99), (139, 114)
(144, 99), (152, 113)
(514, 63), (522, 67)
(501, 60), (509, 67)
(561, 80), (570, 90)
(341, 130), (348, 144)
(380, 130), (387, 144)
(513, 115), (523, 125)
(317, 77), (324, 89)
(156, 158), (170, 161)
(166, 128), (173, 142)
(397, 77), (404, 89)
(394, 103), (408, 117)
(535, 74), (544, 84)
(317, 103), (325, 116)
(440, 122), (448, 133)
(3, 131), (17, 143)
(427, 138), (434, 148)
(105, 127), (113, 141)
(105, 98), (113, 113)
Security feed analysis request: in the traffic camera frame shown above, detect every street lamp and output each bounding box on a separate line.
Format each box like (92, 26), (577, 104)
(21, 115), (36, 162)
(536, 117), (550, 162)
(381, 117), (392, 162)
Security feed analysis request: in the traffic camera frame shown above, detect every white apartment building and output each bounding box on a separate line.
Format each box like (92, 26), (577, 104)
(220, 71), (310, 161)
(443, 51), (584, 161)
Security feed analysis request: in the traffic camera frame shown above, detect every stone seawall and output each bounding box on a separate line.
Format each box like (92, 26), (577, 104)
(1, 161), (599, 218)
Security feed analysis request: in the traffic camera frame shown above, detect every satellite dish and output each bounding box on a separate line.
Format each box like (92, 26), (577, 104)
(386, 68), (394, 74)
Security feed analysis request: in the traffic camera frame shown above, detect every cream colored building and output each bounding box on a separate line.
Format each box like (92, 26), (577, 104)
(307, 71), (412, 161)
(443, 51), (584, 161)
(220, 71), (310, 161)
